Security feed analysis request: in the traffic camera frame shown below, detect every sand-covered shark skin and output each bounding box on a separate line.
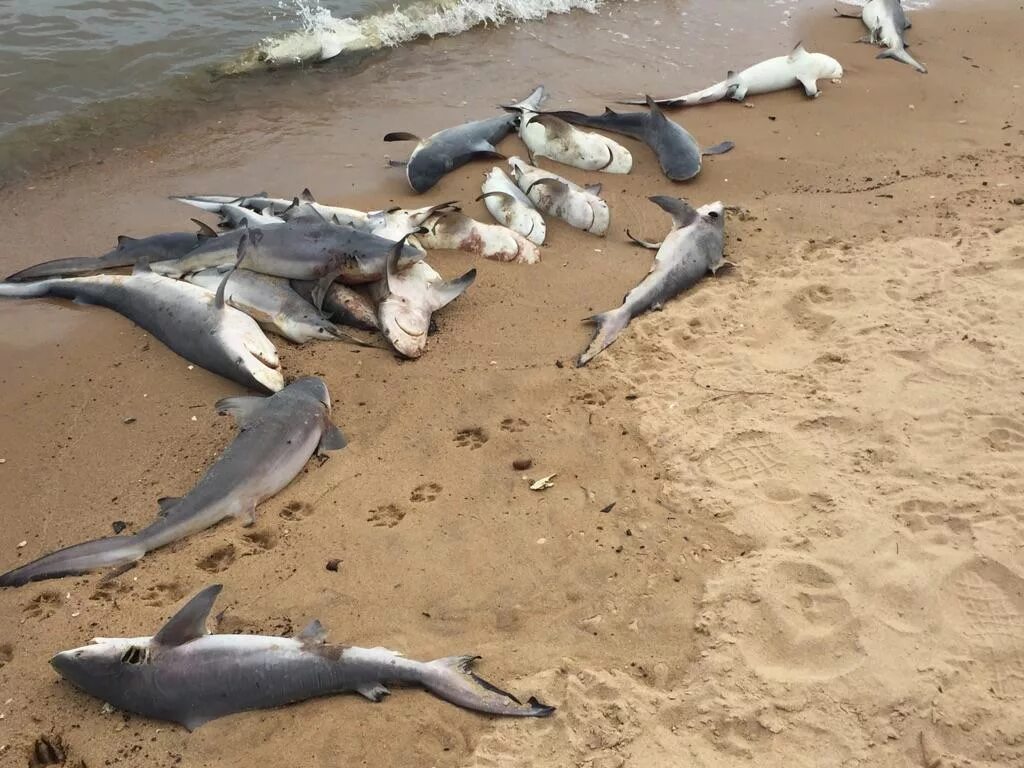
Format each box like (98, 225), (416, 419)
(620, 43), (844, 106)
(5, 230), (212, 282)
(420, 209), (541, 265)
(0, 260), (282, 392)
(836, 0), (926, 73)
(540, 98), (733, 182)
(515, 112), (632, 174)
(577, 197), (726, 367)
(0, 378), (345, 587)
(508, 157), (610, 236)
(50, 584), (555, 729)
(384, 86), (547, 193)
(478, 167), (546, 245)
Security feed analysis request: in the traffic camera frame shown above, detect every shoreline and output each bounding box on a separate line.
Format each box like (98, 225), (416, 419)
(2, 2), (1023, 767)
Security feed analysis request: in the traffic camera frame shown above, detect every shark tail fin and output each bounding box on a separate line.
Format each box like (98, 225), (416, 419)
(577, 307), (630, 367)
(877, 47), (927, 73)
(0, 278), (60, 298)
(419, 655), (555, 717)
(0, 535), (146, 587)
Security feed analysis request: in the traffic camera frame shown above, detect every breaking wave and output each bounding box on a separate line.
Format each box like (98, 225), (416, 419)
(225, 0), (604, 73)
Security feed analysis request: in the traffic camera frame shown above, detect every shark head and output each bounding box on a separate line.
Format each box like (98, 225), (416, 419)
(406, 148), (447, 194)
(697, 200), (726, 231)
(50, 636), (153, 696)
(286, 376), (333, 411)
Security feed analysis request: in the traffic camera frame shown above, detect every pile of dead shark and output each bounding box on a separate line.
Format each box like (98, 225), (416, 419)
(0, 0), (922, 734)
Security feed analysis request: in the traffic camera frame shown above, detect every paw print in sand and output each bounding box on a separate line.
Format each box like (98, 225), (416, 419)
(454, 427), (488, 449)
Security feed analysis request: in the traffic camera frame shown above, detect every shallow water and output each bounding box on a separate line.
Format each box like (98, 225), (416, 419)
(0, 0), (933, 184)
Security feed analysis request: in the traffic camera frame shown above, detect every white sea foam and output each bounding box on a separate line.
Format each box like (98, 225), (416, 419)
(258, 0), (603, 66)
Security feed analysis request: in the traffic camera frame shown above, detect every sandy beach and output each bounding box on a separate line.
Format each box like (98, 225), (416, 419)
(1, 2), (1023, 766)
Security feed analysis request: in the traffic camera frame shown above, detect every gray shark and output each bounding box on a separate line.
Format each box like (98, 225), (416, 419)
(577, 197), (726, 366)
(539, 97), (733, 182)
(151, 223), (421, 308)
(5, 228), (215, 282)
(0, 260), (282, 391)
(384, 86), (546, 193)
(836, 0), (926, 73)
(291, 279), (380, 332)
(50, 584), (554, 729)
(0, 377), (344, 587)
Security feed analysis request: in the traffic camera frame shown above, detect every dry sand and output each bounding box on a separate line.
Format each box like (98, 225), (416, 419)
(1, 2), (1023, 767)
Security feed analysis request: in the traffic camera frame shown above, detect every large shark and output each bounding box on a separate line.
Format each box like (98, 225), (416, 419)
(51, 584), (555, 729)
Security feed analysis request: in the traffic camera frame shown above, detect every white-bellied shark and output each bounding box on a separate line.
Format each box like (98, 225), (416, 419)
(50, 584), (555, 729)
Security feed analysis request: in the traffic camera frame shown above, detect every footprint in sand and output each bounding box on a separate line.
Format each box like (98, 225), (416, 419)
(784, 283), (853, 335)
(367, 504), (405, 528)
(197, 544), (236, 573)
(410, 483), (442, 503)
(142, 581), (187, 608)
(454, 427), (488, 450)
(702, 431), (786, 484)
(29, 734), (67, 767)
(737, 554), (864, 682)
(500, 417), (529, 433)
(982, 416), (1024, 452)
(279, 500), (314, 521)
(23, 590), (63, 620)
(945, 558), (1024, 698)
(241, 529), (278, 552)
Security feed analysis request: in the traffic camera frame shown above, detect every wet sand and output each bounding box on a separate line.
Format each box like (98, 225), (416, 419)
(2, 2), (1024, 766)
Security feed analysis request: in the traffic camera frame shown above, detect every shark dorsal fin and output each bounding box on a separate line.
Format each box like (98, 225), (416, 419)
(300, 188), (317, 203)
(297, 619), (328, 645)
(153, 585), (222, 647)
(191, 218), (219, 239)
(116, 235), (138, 249)
(789, 41), (807, 61)
(215, 395), (267, 428)
(385, 231), (420, 296)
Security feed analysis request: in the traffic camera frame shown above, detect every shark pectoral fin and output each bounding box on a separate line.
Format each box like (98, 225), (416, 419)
(798, 76), (821, 98)
(468, 149), (507, 162)
(833, 3), (863, 19)
(297, 619), (329, 644)
(234, 503), (257, 527)
(156, 497), (183, 517)
(525, 177), (570, 198)
(383, 132), (421, 142)
(318, 423), (348, 454)
(215, 395), (267, 427)
(429, 268), (477, 311)
(311, 273), (341, 313)
(357, 684), (391, 702)
(152, 585), (223, 647)
(648, 195), (699, 229)
(701, 141), (735, 157)
(584, 182), (603, 196)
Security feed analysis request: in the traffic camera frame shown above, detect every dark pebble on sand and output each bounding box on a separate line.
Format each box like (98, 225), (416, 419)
(1012, 197), (1024, 205)
(555, 360), (564, 368)
(513, 458), (533, 471)
(325, 559), (341, 572)
(123, 417), (136, 425)
(111, 521), (127, 534)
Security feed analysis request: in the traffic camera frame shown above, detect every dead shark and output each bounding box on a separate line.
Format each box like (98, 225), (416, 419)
(577, 196), (726, 366)
(0, 377), (344, 587)
(539, 98), (733, 182)
(50, 584), (555, 729)
(0, 258), (282, 391)
(384, 86), (546, 193)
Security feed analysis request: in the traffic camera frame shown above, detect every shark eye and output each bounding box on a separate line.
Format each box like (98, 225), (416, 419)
(706, 211), (720, 219)
(120, 646), (146, 665)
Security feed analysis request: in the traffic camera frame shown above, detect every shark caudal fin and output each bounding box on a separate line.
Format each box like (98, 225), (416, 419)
(0, 535), (146, 587)
(877, 47), (927, 73)
(419, 655), (555, 717)
(576, 307), (631, 367)
(0, 278), (61, 297)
